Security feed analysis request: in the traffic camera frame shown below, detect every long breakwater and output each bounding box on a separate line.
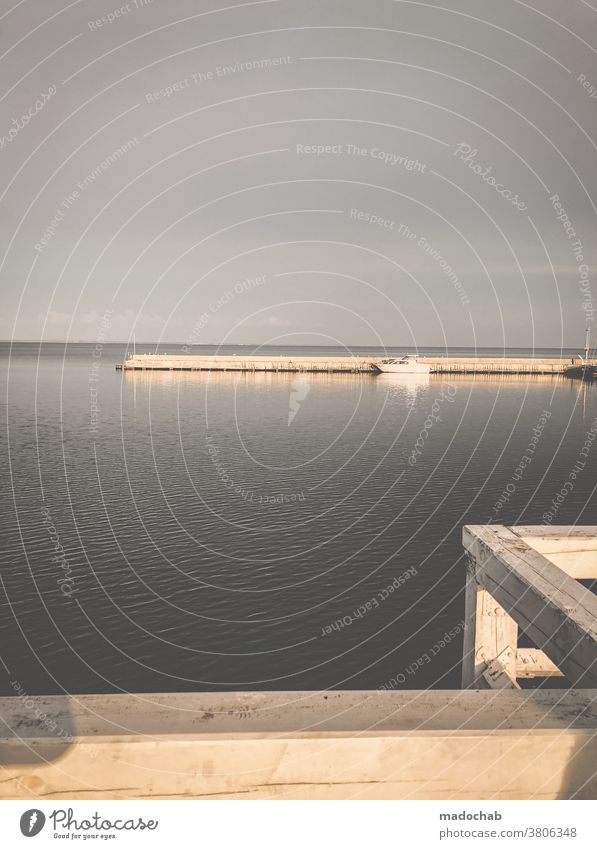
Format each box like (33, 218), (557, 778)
(115, 354), (593, 376)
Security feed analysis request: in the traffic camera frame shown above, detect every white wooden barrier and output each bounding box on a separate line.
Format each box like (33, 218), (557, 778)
(1, 525), (596, 799)
(462, 525), (597, 689)
(1, 689), (597, 799)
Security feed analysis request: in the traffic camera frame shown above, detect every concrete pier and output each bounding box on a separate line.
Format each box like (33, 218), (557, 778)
(115, 354), (593, 375)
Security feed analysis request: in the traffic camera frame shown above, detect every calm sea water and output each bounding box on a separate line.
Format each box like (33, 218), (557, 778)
(1, 343), (595, 695)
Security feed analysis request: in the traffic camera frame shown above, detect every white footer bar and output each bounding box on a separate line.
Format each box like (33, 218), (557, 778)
(0, 800), (595, 848)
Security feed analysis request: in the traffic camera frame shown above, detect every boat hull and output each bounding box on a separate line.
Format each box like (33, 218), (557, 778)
(375, 362), (431, 374)
(564, 364), (596, 380)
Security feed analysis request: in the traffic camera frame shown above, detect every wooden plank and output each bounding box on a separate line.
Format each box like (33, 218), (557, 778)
(516, 648), (563, 678)
(518, 538), (597, 554)
(463, 526), (597, 686)
(3, 690), (597, 738)
(461, 553), (479, 687)
(463, 590), (518, 688)
(525, 550), (597, 580)
(1, 691), (597, 800)
(510, 526), (597, 538)
(510, 527), (597, 578)
(478, 596), (518, 682)
(517, 536), (597, 579)
(462, 552), (518, 688)
(2, 730), (596, 799)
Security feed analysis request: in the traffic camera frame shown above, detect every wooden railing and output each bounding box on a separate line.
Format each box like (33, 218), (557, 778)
(1, 525), (596, 799)
(462, 525), (597, 689)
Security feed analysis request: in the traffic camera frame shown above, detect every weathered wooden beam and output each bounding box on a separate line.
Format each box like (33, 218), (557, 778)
(462, 553), (518, 688)
(516, 648), (564, 678)
(463, 525), (597, 687)
(509, 527), (597, 578)
(7, 690), (597, 737)
(461, 553), (481, 688)
(1, 691), (597, 799)
(510, 526), (597, 538)
(520, 544), (597, 579)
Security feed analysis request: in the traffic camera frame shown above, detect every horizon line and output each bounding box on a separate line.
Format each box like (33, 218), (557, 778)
(0, 340), (586, 350)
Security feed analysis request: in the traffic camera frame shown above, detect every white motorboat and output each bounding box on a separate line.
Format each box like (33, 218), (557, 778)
(374, 355), (431, 374)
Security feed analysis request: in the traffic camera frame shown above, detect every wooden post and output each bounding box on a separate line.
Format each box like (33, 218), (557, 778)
(462, 553), (480, 688)
(462, 552), (519, 688)
(464, 525), (597, 687)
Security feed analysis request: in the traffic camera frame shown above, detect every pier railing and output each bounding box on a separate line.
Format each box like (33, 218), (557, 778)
(1, 524), (596, 799)
(462, 525), (597, 689)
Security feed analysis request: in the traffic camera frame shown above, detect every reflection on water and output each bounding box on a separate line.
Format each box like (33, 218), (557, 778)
(374, 372), (430, 404)
(1, 344), (596, 695)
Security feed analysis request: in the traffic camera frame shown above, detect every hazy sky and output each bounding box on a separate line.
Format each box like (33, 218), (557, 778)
(1, 0), (596, 347)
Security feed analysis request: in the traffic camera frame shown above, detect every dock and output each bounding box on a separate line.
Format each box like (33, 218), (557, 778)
(1, 525), (596, 799)
(115, 354), (594, 376)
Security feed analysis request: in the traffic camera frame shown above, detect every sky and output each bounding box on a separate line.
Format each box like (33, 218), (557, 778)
(1, 0), (596, 348)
